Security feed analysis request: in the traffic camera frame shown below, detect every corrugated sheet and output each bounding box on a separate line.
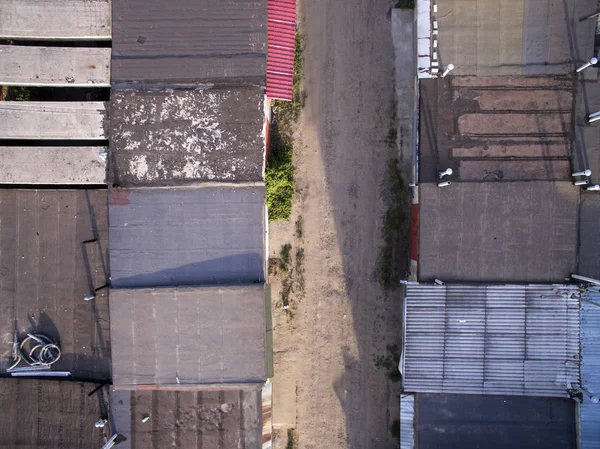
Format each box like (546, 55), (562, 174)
(400, 394), (414, 449)
(402, 284), (580, 398)
(266, 0), (296, 101)
(580, 291), (600, 449)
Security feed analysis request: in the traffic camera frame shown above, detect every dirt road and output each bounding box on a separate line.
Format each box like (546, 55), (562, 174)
(269, 1), (406, 448)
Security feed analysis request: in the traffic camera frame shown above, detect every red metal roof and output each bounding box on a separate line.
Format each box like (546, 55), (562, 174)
(266, 0), (296, 101)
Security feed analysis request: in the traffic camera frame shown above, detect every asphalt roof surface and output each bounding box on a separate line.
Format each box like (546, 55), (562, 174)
(110, 387), (262, 449)
(0, 189), (111, 380)
(109, 185), (265, 288)
(109, 88), (265, 187)
(0, 379), (109, 449)
(415, 393), (577, 449)
(111, 0), (267, 85)
(110, 285), (267, 388)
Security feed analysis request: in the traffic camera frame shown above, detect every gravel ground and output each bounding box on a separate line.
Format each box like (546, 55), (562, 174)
(269, 1), (406, 448)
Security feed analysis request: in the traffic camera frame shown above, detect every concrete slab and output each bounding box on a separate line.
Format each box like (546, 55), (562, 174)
(0, 101), (107, 140)
(0, 147), (106, 184)
(418, 182), (579, 283)
(458, 159), (570, 181)
(0, 0), (111, 40)
(578, 192), (600, 279)
(0, 46), (110, 87)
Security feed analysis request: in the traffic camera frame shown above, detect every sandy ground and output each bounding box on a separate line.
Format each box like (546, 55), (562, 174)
(269, 1), (406, 448)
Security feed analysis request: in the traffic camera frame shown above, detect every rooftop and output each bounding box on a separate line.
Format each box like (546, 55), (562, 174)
(110, 387), (262, 449)
(435, 0), (595, 76)
(110, 285), (267, 388)
(109, 88), (265, 187)
(111, 0), (267, 86)
(414, 393), (576, 449)
(0, 379), (109, 449)
(109, 185), (265, 289)
(0, 189), (110, 380)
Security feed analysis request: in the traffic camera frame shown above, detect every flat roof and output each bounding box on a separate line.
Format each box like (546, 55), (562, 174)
(419, 182), (579, 283)
(110, 387), (262, 449)
(415, 393), (576, 449)
(0, 189), (110, 380)
(109, 88), (265, 187)
(109, 285), (266, 388)
(109, 185), (265, 288)
(435, 0), (595, 76)
(111, 0), (267, 85)
(0, 379), (109, 448)
(419, 76), (573, 184)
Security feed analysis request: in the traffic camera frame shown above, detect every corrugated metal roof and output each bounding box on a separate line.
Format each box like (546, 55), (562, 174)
(112, 0), (267, 85)
(400, 394), (414, 449)
(110, 285), (267, 388)
(402, 284), (580, 398)
(266, 0), (296, 101)
(580, 290), (600, 449)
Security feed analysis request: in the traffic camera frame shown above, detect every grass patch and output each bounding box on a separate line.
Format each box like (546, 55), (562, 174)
(379, 158), (410, 291)
(2, 86), (41, 101)
(286, 429), (297, 449)
(266, 132), (295, 221)
(374, 343), (402, 382)
(266, 32), (304, 222)
(394, 0), (415, 8)
(295, 216), (303, 238)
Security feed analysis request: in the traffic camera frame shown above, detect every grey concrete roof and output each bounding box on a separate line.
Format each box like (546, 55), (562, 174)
(109, 285), (266, 388)
(109, 387), (262, 449)
(111, 0), (266, 86)
(109, 88), (265, 186)
(435, 0), (596, 76)
(0, 379), (110, 448)
(0, 189), (111, 380)
(109, 185), (265, 288)
(418, 182), (579, 283)
(415, 394), (576, 449)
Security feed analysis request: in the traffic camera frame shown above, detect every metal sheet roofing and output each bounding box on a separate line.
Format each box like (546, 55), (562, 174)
(266, 0), (296, 101)
(580, 290), (600, 449)
(109, 185), (265, 288)
(402, 283), (580, 398)
(112, 0), (267, 86)
(400, 394), (414, 449)
(110, 285), (267, 388)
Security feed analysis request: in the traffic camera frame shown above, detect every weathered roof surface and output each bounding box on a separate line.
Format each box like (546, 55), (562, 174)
(109, 185), (265, 288)
(110, 387), (262, 449)
(111, 0), (267, 86)
(0, 0), (111, 40)
(580, 290), (600, 449)
(0, 147), (107, 184)
(110, 285), (266, 388)
(402, 284), (580, 398)
(435, 0), (595, 76)
(415, 393), (577, 449)
(419, 182), (579, 283)
(419, 76), (573, 184)
(110, 88), (265, 186)
(0, 189), (110, 380)
(0, 379), (110, 449)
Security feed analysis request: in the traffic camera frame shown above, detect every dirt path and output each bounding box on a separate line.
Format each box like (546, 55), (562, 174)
(269, 1), (406, 448)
